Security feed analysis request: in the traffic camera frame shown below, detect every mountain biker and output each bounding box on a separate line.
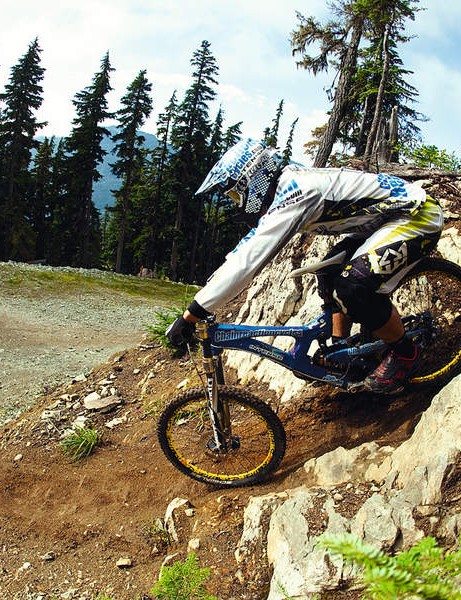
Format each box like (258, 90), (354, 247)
(166, 138), (444, 394)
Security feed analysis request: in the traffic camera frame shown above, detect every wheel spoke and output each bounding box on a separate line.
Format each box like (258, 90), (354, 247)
(391, 260), (461, 385)
(158, 386), (286, 486)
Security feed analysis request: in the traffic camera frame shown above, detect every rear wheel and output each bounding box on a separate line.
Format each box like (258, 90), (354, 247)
(157, 385), (286, 487)
(391, 257), (461, 387)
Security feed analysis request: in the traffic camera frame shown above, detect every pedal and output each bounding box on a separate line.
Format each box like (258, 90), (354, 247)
(347, 381), (366, 393)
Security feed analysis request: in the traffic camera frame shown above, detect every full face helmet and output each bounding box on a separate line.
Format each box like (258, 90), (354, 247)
(196, 138), (284, 224)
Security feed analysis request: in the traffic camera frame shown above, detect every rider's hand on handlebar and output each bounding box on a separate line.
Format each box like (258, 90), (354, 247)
(166, 316), (196, 348)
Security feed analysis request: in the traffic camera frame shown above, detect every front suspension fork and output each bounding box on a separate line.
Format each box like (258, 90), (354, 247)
(196, 321), (232, 452)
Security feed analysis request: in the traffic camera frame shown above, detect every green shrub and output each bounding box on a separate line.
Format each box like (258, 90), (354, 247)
(60, 425), (102, 461)
(321, 533), (461, 599)
(150, 552), (218, 600)
(146, 306), (184, 349)
(403, 144), (461, 171)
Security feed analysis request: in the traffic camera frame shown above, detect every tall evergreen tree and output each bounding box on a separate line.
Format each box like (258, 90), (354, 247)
(144, 90), (178, 270)
(110, 69), (153, 272)
(169, 40), (219, 281)
(124, 90), (178, 274)
(292, 3), (365, 167)
(28, 136), (56, 260)
(0, 38), (46, 260)
(359, 0), (421, 167)
(283, 117), (299, 163)
(264, 100), (284, 148)
(351, 33), (422, 160)
(61, 52), (114, 267)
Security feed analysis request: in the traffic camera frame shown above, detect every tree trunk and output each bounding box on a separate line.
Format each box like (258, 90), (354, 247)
(115, 214), (127, 273)
(170, 199), (183, 281)
(363, 23), (391, 171)
(314, 22), (363, 168)
(388, 105), (399, 162)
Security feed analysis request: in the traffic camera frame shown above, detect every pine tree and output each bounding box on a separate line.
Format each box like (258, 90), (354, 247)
(292, 2), (364, 167)
(351, 34), (422, 161)
(169, 40), (219, 282)
(283, 117), (299, 163)
(264, 100), (284, 148)
(28, 137), (57, 260)
(0, 38), (46, 260)
(110, 69), (153, 272)
(361, 0), (420, 169)
(127, 90), (178, 275)
(61, 52), (114, 267)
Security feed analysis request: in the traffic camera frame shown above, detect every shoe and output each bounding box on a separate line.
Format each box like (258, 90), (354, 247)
(365, 344), (420, 395)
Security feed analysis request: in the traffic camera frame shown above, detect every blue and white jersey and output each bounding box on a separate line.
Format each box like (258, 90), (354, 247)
(193, 166), (428, 312)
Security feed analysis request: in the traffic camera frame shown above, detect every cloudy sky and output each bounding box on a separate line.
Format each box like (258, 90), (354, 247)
(1, 0), (460, 163)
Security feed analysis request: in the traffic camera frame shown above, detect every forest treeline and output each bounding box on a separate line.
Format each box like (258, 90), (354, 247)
(0, 0), (458, 283)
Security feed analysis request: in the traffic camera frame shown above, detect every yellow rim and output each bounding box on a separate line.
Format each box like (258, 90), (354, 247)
(166, 406), (276, 481)
(409, 349), (461, 384)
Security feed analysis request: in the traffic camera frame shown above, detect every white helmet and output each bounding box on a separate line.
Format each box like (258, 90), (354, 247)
(196, 138), (284, 220)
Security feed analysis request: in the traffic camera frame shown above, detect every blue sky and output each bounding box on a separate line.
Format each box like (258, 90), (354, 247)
(1, 0), (460, 163)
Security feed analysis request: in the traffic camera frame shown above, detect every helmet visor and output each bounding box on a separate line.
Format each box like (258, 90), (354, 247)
(226, 188), (243, 206)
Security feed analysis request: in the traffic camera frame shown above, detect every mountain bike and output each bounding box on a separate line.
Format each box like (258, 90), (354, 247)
(157, 256), (461, 488)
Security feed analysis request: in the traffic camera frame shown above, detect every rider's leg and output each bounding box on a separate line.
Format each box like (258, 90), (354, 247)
(332, 198), (443, 392)
(316, 236), (363, 341)
(372, 305), (404, 343)
(332, 311), (352, 339)
(334, 279), (420, 393)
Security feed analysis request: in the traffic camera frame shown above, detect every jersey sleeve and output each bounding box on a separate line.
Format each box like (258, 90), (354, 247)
(193, 183), (323, 313)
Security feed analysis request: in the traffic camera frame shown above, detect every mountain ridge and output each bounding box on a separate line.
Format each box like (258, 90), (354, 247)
(37, 125), (159, 212)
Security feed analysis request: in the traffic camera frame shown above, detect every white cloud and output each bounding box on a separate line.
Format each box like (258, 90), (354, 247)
(1, 0), (459, 160)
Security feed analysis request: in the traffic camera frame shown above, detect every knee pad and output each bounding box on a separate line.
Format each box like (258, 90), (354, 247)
(333, 275), (393, 331)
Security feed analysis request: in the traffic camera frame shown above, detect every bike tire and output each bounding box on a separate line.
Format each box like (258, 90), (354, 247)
(390, 257), (461, 388)
(157, 385), (286, 487)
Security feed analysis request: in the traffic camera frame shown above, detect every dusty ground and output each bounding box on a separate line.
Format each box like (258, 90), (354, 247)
(0, 289), (436, 600)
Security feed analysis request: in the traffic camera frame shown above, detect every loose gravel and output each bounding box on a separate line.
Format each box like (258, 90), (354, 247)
(0, 265), (164, 425)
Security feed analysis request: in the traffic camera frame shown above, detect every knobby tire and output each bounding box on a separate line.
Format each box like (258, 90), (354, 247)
(157, 385), (286, 487)
(391, 257), (461, 388)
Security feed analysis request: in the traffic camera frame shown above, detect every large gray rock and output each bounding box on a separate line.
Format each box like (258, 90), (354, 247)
(235, 375), (461, 598)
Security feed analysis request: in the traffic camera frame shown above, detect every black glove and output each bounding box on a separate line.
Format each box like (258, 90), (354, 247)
(165, 316), (196, 348)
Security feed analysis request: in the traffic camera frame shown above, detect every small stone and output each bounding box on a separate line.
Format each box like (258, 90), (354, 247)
(72, 373), (87, 383)
(177, 378), (189, 389)
(60, 589), (79, 599)
(83, 392), (121, 411)
(133, 369), (141, 375)
(41, 551), (56, 561)
(83, 391), (101, 405)
(188, 538), (200, 552)
(235, 569), (245, 585)
(72, 415), (88, 428)
(14, 454), (23, 462)
(333, 493), (343, 502)
(105, 415), (127, 429)
(185, 508), (195, 517)
(116, 557), (133, 568)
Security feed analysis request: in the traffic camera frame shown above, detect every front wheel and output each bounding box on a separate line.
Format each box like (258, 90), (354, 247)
(157, 385), (286, 487)
(391, 257), (461, 388)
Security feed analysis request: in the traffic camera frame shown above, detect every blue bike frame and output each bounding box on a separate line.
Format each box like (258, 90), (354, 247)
(205, 305), (391, 391)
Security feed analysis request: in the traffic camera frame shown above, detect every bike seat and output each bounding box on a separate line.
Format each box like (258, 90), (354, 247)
(289, 251), (347, 277)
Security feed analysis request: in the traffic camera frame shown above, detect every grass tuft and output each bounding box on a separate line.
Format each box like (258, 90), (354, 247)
(60, 425), (102, 461)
